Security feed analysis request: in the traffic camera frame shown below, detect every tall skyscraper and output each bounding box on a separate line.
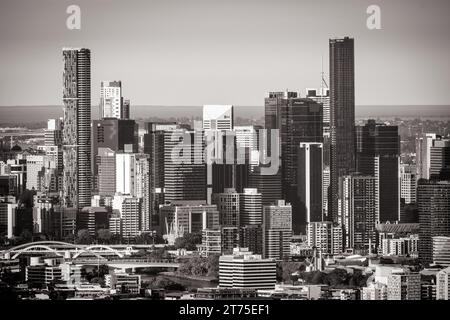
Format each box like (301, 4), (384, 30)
(329, 37), (355, 222)
(143, 122), (178, 230)
(418, 180), (450, 264)
(62, 48), (92, 209)
(265, 91), (323, 234)
(298, 142), (323, 226)
(356, 120), (400, 223)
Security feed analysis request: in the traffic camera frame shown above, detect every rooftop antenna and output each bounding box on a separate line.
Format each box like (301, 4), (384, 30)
(321, 54), (329, 93)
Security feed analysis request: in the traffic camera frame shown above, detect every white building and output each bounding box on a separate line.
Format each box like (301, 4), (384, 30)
(112, 194), (142, 239)
(387, 271), (421, 300)
(307, 221), (343, 255)
(203, 105), (233, 131)
(100, 80), (123, 119)
(436, 266), (450, 300)
(219, 248), (276, 290)
(362, 282), (388, 300)
(433, 236), (450, 266)
(400, 164), (417, 204)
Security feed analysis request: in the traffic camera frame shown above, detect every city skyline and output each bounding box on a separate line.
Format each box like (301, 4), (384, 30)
(1, 0), (450, 107)
(1, 0), (450, 305)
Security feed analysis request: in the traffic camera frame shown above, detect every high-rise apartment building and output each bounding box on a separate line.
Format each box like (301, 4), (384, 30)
(418, 180), (450, 264)
(400, 164), (417, 204)
(387, 272), (421, 300)
(112, 194), (141, 239)
(307, 221), (343, 255)
(329, 37), (355, 222)
(62, 48), (92, 209)
(262, 200), (292, 260)
(339, 174), (376, 253)
(239, 224), (263, 255)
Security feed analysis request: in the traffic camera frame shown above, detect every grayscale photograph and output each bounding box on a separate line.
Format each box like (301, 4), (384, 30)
(0, 0), (449, 310)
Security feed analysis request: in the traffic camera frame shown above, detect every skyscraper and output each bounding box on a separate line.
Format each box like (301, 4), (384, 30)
(100, 81), (122, 119)
(416, 134), (450, 180)
(62, 48), (91, 209)
(356, 120), (400, 223)
(262, 200), (292, 260)
(97, 147), (116, 197)
(400, 164), (417, 204)
(418, 180), (450, 264)
(164, 129), (206, 202)
(239, 188), (262, 225)
(265, 91), (323, 233)
(213, 188), (240, 227)
(298, 142), (323, 226)
(329, 37), (355, 222)
(143, 122), (178, 230)
(339, 174), (376, 253)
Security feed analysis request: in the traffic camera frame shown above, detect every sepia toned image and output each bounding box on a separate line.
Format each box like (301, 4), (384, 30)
(0, 0), (450, 308)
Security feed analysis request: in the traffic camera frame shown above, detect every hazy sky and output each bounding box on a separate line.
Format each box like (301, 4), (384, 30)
(1, 0), (450, 107)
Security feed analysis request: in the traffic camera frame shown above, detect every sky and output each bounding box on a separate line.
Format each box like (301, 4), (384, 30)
(0, 0), (450, 107)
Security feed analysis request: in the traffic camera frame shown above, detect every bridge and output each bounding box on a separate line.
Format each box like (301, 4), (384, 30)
(0, 241), (168, 260)
(75, 259), (180, 271)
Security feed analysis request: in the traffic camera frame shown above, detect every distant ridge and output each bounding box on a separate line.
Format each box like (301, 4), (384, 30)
(1, 105), (450, 123)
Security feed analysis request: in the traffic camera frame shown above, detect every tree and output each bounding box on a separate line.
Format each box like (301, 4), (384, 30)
(325, 269), (349, 287)
(277, 261), (302, 284)
(174, 232), (202, 250)
(97, 229), (112, 244)
(76, 229), (93, 244)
